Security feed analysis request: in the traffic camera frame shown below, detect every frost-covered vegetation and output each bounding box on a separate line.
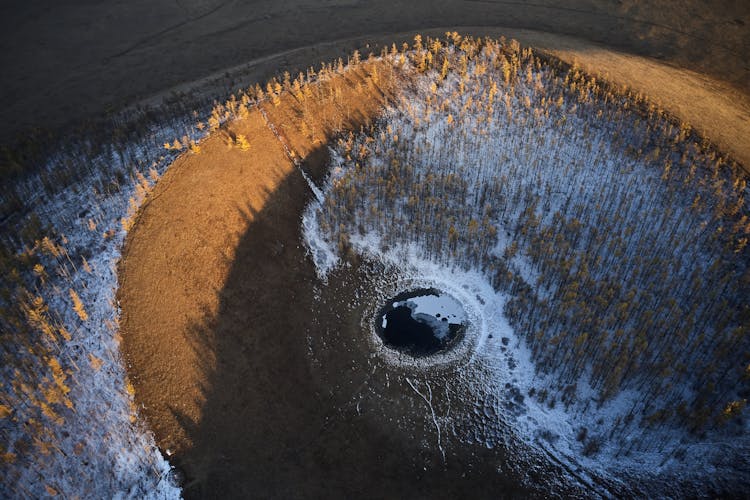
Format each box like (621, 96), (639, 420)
(2, 28), (749, 495)
(306, 33), (750, 484)
(0, 109), (203, 498)
(0, 53), (397, 497)
(0, 79), (264, 497)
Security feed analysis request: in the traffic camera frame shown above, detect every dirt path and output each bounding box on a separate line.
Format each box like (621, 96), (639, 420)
(2, 1), (748, 144)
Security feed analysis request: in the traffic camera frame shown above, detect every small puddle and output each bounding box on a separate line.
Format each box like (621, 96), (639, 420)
(376, 288), (467, 356)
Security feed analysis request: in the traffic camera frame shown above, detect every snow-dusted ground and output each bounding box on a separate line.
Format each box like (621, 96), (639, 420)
(302, 41), (750, 494)
(0, 106), (217, 497)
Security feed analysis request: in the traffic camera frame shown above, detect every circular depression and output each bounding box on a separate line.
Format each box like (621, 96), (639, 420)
(376, 287), (467, 356)
(364, 276), (486, 372)
(113, 30), (750, 496)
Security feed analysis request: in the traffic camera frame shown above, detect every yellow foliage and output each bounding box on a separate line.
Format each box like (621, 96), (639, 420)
(488, 80), (498, 105)
(440, 58), (450, 80)
(89, 353), (103, 371)
(236, 135), (251, 151)
(502, 58), (511, 85)
(40, 401), (62, 425)
(69, 288), (88, 321)
(722, 399), (747, 419)
(48, 358), (71, 397)
(292, 79), (304, 100)
(58, 326), (72, 342)
(40, 236), (61, 257)
(0, 404), (11, 418)
(42, 385), (62, 406)
(22, 295), (56, 342)
(149, 168), (160, 183)
(208, 115), (220, 131)
(735, 238), (748, 253)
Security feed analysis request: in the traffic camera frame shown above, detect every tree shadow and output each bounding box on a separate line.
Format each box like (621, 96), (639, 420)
(165, 134), (562, 497)
(172, 157), (325, 497)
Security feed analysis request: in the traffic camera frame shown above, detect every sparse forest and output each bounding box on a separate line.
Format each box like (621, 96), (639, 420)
(1, 27), (748, 496)
(309, 33), (750, 463)
(0, 99), (205, 496)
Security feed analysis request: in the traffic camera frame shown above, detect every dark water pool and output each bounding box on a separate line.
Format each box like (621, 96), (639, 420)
(376, 288), (467, 356)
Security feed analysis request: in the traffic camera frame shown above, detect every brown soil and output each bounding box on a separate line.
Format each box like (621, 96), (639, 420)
(118, 87), (339, 497)
(122, 61), (438, 497)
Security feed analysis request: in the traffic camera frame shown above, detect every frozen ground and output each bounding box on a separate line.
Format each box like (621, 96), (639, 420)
(3, 1), (749, 144)
(305, 180), (750, 497)
(302, 44), (750, 495)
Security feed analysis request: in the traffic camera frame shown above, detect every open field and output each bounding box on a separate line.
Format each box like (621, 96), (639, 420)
(1, 0), (748, 145)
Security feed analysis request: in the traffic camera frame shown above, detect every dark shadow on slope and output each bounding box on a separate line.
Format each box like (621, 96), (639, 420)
(165, 139), (584, 498)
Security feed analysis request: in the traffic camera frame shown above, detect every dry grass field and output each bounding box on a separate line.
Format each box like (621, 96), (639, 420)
(1, 0), (748, 144)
